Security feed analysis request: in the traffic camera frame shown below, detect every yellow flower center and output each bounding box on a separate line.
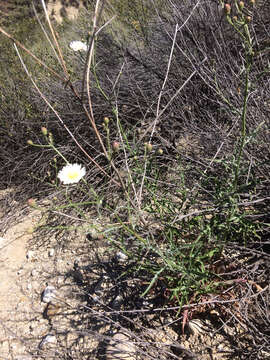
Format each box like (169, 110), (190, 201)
(68, 171), (79, 180)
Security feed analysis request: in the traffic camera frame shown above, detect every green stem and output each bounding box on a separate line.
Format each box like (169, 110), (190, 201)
(50, 143), (69, 164)
(233, 23), (253, 190)
(233, 63), (250, 189)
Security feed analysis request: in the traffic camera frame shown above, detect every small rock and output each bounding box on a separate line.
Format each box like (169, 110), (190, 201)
(42, 285), (57, 303)
(48, 248), (55, 257)
(0, 236), (6, 244)
(106, 332), (136, 360)
(87, 228), (100, 240)
(38, 334), (57, 349)
(57, 277), (64, 285)
(26, 250), (35, 260)
(188, 319), (212, 335)
(31, 269), (38, 277)
(116, 251), (128, 262)
(27, 283), (32, 290)
(91, 294), (100, 302)
(112, 295), (123, 310)
(145, 328), (177, 346)
(44, 302), (62, 319)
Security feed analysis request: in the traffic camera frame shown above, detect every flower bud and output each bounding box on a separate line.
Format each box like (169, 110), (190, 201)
(224, 3), (231, 14)
(41, 127), (48, 136)
(249, 0), (255, 4)
(27, 140), (33, 145)
(48, 132), (53, 144)
(157, 148), (163, 155)
(246, 16), (251, 22)
(104, 117), (110, 125)
(27, 198), (36, 207)
(112, 141), (120, 152)
(232, 16), (238, 22)
(144, 143), (153, 152)
(239, 1), (244, 9)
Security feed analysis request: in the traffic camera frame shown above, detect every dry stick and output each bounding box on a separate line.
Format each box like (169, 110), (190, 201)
(40, 0), (69, 78)
(81, 0), (141, 212)
(137, 23), (179, 208)
(84, 0), (109, 158)
(139, 19), (207, 207)
(110, 61), (140, 207)
(171, 196), (270, 225)
(13, 44), (116, 184)
(110, 62), (142, 207)
(114, 101), (140, 208)
(31, 2), (64, 70)
(138, 59), (207, 143)
(150, 0), (202, 143)
(163, 20), (242, 220)
(139, 0), (203, 142)
(81, 0), (103, 102)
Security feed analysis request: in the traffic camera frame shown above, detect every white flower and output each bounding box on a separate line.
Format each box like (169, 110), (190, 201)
(57, 163), (86, 184)
(69, 40), (88, 52)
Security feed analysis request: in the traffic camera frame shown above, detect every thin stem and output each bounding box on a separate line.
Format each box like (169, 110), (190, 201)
(233, 20), (253, 190)
(40, 0), (69, 78)
(233, 63), (250, 189)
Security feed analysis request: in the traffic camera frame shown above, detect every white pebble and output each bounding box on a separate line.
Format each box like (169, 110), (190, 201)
(26, 250), (35, 260)
(112, 295), (123, 309)
(116, 251), (128, 262)
(31, 269), (38, 277)
(91, 294), (100, 302)
(27, 283), (32, 290)
(0, 237), (6, 244)
(48, 248), (55, 257)
(42, 285), (57, 303)
(38, 334), (57, 349)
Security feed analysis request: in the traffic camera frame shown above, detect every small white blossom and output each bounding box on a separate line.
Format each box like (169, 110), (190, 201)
(57, 163), (86, 185)
(69, 40), (88, 52)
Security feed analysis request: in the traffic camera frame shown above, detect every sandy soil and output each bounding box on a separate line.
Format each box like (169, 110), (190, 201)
(0, 209), (41, 359)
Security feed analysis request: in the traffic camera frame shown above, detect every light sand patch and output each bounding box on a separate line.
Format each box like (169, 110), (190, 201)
(47, 0), (84, 24)
(0, 209), (41, 358)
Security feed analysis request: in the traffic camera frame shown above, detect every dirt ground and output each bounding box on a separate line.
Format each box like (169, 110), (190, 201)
(0, 189), (269, 360)
(0, 206), (41, 359)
